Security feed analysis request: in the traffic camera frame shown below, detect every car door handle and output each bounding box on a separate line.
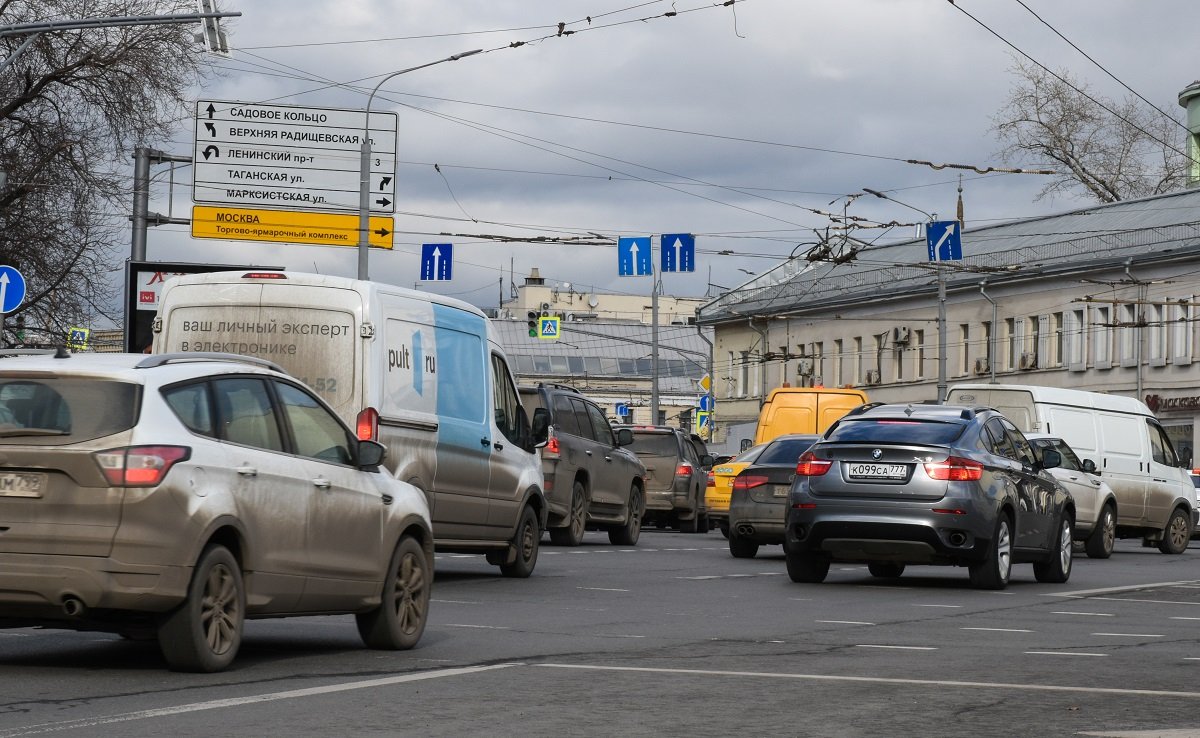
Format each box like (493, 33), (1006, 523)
(585, 450), (593, 456)
(236, 466), (257, 477)
(480, 437), (491, 447)
(604, 456), (613, 463)
(312, 477), (331, 489)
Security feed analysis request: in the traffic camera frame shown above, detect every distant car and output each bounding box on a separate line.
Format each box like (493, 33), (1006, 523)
(1026, 433), (1118, 558)
(520, 384), (645, 546)
(727, 434), (819, 558)
(0, 351), (433, 672)
(785, 403), (1075, 589)
(706, 443), (767, 538)
(624, 426), (713, 532)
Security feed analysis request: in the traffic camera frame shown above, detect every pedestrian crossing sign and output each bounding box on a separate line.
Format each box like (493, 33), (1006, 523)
(538, 317), (560, 340)
(67, 326), (89, 351)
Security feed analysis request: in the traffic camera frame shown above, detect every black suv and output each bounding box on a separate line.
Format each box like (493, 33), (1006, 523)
(520, 384), (646, 546)
(625, 426), (714, 533)
(785, 403), (1075, 589)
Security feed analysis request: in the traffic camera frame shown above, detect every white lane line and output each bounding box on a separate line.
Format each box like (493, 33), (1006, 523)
(1183, 657), (1200, 661)
(1091, 633), (1164, 638)
(1025, 651), (1107, 657)
(678, 575), (722, 580)
(540, 663), (1200, 699)
(856, 645), (937, 651)
(445, 624), (510, 630)
(757, 572), (783, 576)
(540, 551), (561, 555)
(788, 597), (813, 602)
(914, 604), (962, 609)
(962, 627), (1034, 633)
(1048, 580), (1200, 598)
(1052, 611), (1114, 617)
(1085, 597), (1200, 607)
(817, 620), (875, 626)
(431, 599), (481, 605)
(1171, 616), (1200, 621)
(0, 664), (518, 736)
(619, 549), (639, 552)
(576, 587), (630, 592)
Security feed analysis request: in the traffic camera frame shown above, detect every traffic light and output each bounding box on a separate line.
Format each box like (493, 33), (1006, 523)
(527, 311), (538, 338)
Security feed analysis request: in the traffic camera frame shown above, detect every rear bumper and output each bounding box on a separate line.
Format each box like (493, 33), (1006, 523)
(785, 504), (994, 565)
(729, 497), (787, 543)
(0, 554), (188, 620)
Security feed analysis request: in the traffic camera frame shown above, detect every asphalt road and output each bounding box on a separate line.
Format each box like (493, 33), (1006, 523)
(3, 530), (1200, 737)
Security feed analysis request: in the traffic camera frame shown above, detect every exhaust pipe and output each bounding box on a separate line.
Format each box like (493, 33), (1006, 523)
(62, 597), (86, 618)
(948, 531), (967, 547)
(737, 524), (755, 537)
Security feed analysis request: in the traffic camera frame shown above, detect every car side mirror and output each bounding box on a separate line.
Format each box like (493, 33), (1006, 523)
(357, 439), (387, 468)
(700, 453), (714, 469)
(616, 427), (633, 446)
(1040, 448), (1061, 471)
(531, 407), (550, 448)
(1081, 458), (1098, 474)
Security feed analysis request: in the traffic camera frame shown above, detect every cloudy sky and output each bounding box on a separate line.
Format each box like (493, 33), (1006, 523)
(138, 0), (1199, 310)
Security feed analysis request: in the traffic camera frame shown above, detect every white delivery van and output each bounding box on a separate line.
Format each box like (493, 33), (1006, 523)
(153, 270), (547, 576)
(947, 383), (1196, 554)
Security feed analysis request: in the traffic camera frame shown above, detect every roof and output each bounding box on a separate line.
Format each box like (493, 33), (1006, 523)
(698, 187), (1200, 323)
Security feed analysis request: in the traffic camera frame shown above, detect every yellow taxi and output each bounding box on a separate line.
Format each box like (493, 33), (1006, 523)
(706, 444), (767, 537)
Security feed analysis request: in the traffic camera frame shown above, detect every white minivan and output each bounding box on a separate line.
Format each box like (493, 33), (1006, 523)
(152, 270), (547, 576)
(947, 383), (1196, 554)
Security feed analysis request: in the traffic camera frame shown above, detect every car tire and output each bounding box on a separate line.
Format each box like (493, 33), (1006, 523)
(356, 535), (430, 650)
(679, 512), (698, 533)
(695, 513), (710, 534)
(609, 486), (643, 546)
(719, 521), (730, 539)
(867, 562), (905, 579)
(550, 481), (587, 547)
(1157, 506), (1192, 555)
(500, 506), (540, 578)
(969, 514), (1012, 590)
(785, 550), (830, 583)
(728, 532), (759, 559)
(1084, 504), (1116, 559)
(157, 544), (244, 673)
(1033, 514), (1074, 584)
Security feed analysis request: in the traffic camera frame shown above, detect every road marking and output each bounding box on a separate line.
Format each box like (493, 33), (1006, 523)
(1024, 651), (1107, 657)
(445, 624), (510, 630)
(1048, 580), (1200, 598)
(914, 604), (962, 609)
(538, 663), (1200, 698)
(576, 587), (630, 592)
(0, 664), (519, 736)
(961, 627), (1033, 633)
(856, 645), (937, 651)
(678, 575), (722, 580)
(1051, 611), (1114, 617)
(1085, 597), (1200, 607)
(817, 620), (875, 626)
(1171, 616), (1200, 621)
(431, 599), (481, 605)
(1091, 633), (1164, 638)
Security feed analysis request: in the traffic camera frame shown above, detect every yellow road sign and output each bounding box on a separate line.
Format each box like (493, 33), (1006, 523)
(191, 205), (394, 249)
(68, 326), (90, 351)
(538, 316), (560, 340)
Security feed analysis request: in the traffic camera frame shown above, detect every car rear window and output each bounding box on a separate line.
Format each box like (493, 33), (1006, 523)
(826, 419), (965, 445)
(0, 378), (140, 444)
(628, 433), (679, 457)
(758, 437), (819, 464)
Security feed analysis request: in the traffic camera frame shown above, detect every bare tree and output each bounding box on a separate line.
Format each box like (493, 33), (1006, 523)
(0, 0), (213, 346)
(992, 57), (1188, 204)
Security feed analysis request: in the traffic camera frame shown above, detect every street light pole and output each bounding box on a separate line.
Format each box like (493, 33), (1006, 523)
(356, 48), (482, 280)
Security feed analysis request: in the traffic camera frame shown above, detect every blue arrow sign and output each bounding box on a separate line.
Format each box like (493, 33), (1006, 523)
(0, 266), (26, 313)
(698, 394), (714, 412)
(420, 244), (453, 281)
(662, 233), (695, 273)
(618, 236), (652, 276)
(926, 221), (962, 262)
(615, 402), (629, 416)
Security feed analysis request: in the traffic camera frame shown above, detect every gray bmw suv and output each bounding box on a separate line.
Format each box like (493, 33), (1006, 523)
(784, 403), (1075, 589)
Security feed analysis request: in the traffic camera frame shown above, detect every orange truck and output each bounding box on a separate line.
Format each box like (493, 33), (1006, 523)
(753, 387), (869, 445)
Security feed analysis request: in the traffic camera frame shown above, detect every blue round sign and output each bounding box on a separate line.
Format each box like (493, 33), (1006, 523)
(0, 265), (26, 313)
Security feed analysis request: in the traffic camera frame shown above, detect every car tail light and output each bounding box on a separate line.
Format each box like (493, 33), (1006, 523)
(241, 271), (286, 280)
(675, 462), (694, 478)
(924, 456), (984, 481)
(795, 451), (832, 476)
(94, 446), (191, 487)
(732, 474), (768, 491)
(706, 471), (715, 488)
(545, 431), (561, 456)
(356, 407), (379, 441)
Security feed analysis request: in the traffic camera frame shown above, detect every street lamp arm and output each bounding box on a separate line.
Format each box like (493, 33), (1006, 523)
(861, 187), (933, 221)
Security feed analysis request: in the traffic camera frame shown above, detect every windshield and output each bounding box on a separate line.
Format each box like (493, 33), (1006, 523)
(826, 419), (965, 445)
(758, 436), (819, 464)
(628, 433), (679, 457)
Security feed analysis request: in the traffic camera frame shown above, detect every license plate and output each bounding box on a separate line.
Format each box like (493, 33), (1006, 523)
(0, 472), (45, 498)
(848, 463), (907, 480)
(773, 486), (789, 497)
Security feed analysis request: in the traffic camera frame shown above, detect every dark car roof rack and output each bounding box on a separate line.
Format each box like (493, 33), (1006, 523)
(536, 382), (581, 394)
(136, 352), (287, 374)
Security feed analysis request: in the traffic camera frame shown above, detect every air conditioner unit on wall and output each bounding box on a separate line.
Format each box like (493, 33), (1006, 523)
(864, 369), (881, 385)
(893, 326), (911, 345)
(1018, 352), (1038, 370)
(973, 357), (989, 375)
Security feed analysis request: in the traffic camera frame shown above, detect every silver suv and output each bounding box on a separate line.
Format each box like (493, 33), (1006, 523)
(625, 426), (713, 533)
(785, 403), (1075, 589)
(0, 351), (433, 672)
(520, 384), (646, 546)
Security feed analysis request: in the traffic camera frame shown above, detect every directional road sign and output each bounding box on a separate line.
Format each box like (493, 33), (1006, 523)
(0, 265), (26, 314)
(618, 236), (653, 276)
(926, 220), (963, 262)
(698, 394), (714, 412)
(661, 233), (696, 273)
(615, 402), (630, 417)
(537, 316), (560, 340)
(421, 244), (453, 281)
(193, 100), (398, 214)
(191, 205), (394, 248)
(695, 411), (711, 435)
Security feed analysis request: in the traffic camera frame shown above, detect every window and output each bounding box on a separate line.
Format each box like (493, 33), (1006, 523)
(1093, 305), (1112, 368)
(549, 355), (569, 373)
(1028, 315), (1041, 362)
(981, 321), (992, 372)
(533, 356), (551, 373)
(214, 377), (283, 452)
(618, 358), (637, 375)
(515, 355), (534, 373)
(490, 355), (524, 446)
(1148, 303), (1167, 365)
(959, 323), (970, 376)
(982, 419), (1016, 459)
(738, 351), (750, 398)
(164, 382), (214, 437)
(1005, 318), (1017, 371)
(553, 394), (582, 437)
(832, 339), (844, 386)
(568, 356), (585, 373)
(1148, 420), (1179, 467)
(584, 402), (614, 445)
(826, 419), (965, 445)
(852, 337), (863, 384)
(1051, 312), (1063, 367)
(585, 357), (603, 374)
(1120, 304), (1137, 366)
(1172, 299), (1193, 365)
(276, 382), (353, 464)
(1065, 309), (1086, 370)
